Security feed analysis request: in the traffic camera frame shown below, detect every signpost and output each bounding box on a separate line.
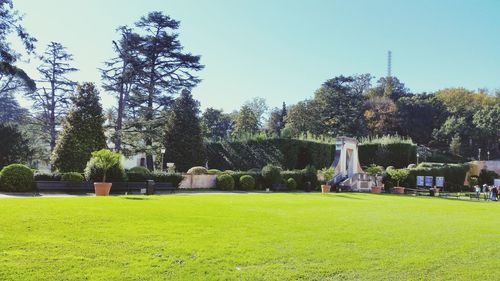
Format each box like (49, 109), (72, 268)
(416, 176), (424, 187)
(425, 176), (433, 187)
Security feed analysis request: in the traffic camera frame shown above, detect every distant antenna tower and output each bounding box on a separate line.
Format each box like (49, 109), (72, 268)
(387, 50), (392, 77)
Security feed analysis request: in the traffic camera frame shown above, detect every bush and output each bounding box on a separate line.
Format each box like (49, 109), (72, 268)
(286, 178), (297, 190)
(387, 169), (409, 187)
(216, 174), (234, 191)
(127, 166), (151, 182)
(282, 170), (305, 189)
(407, 164), (417, 169)
(302, 165), (318, 190)
(151, 172), (184, 187)
(207, 169), (221, 175)
(34, 172), (61, 181)
(84, 158), (126, 183)
(187, 166), (208, 175)
(0, 164), (34, 192)
(262, 164), (282, 188)
(61, 172), (84, 182)
(239, 175), (255, 190)
(229, 171), (263, 190)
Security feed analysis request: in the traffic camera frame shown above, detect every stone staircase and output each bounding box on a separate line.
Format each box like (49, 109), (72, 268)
(339, 173), (376, 192)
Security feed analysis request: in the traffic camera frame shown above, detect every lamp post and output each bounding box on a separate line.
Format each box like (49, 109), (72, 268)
(478, 148), (481, 161)
(161, 148), (166, 171)
(416, 153), (420, 166)
(487, 150), (490, 161)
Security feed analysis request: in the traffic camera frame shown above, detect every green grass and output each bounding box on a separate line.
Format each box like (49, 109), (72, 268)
(0, 193), (499, 280)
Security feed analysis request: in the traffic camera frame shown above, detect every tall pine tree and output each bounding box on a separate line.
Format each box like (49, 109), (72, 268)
(51, 83), (107, 172)
(163, 90), (205, 172)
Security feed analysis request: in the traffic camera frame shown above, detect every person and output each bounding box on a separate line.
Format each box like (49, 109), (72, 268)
(491, 186), (498, 201)
(483, 184), (489, 201)
(474, 185), (481, 199)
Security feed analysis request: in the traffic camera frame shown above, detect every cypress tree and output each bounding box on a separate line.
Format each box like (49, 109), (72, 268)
(51, 83), (107, 172)
(163, 90), (205, 172)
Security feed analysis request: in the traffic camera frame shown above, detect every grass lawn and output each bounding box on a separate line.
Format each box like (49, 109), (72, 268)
(0, 193), (499, 280)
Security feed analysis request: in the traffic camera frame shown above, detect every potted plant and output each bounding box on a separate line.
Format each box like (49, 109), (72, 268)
(88, 149), (121, 196)
(387, 168), (409, 194)
(365, 164), (383, 193)
(320, 167), (335, 193)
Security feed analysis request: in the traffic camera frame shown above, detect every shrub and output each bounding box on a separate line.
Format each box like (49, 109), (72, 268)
(319, 167), (335, 184)
(229, 171), (263, 190)
(302, 165), (318, 190)
(216, 174), (234, 191)
(358, 137), (417, 168)
(386, 166), (395, 171)
(207, 169), (221, 175)
(262, 164), (282, 188)
(151, 172), (184, 187)
(239, 175), (255, 190)
(365, 164), (384, 176)
(127, 166), (151, 182)
(0, 124), (30, 169)
(187, 166), (208, 175)
(286, 178), (297, 190)
(61, 172), (84, 182)
(0, 164), (34, 192)
(407, 164), (417, 169)
(34, 172), (61, 181)
(281, 170), (305, 189)
(387, 168), (410, 187)
(84, 149), (122, 182)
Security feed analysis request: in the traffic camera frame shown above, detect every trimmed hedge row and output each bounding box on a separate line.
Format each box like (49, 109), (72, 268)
(398, 164), (469, 192)
(359, 143), (417, 169)
(206, 138), (334, 171)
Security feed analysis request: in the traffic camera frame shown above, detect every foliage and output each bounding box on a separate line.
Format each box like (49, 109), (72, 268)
(478, 169), (499, 186)
(232, 105), (259, 136)
(51, 83), (107, 172)
(84, 150), (124, 182)
(27, 42), (77, 153)
(207, 169), (222, 175)
(187, 166), (208, 175)
(151, 172), (183, 187)
(387, 168), (409, 187)
(61, 172), (84, 182)
(121, 11), (204, 169)
(239, 175), (255, 191)
(261, 164), (282, 188)
(358, 136), (417, 168)
(127, 166), (151, 182)
(163, 90), (206, 172)
(34, 172), (61, 181)
(266, 102), (287, 135)
(364, 96), (397, 136)
(365, 164), (384, 175)
(0, 164), (34, 192)
(243, 97), (268, 128)
(319, 167), (335, 184)
(405, 164), (469, 192)
(201, 108), (233, 140)
(206, 138), (334, 171)
(216, 174), (234, 191)
(0, 123), (29, 169)
(286, 178), (297, 190)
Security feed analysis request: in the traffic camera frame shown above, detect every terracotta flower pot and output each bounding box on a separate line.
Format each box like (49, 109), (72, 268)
(94, 182), (112, 196)
(321, 185), (331, 193)
(393, 186), (405, 194)
(371, 186), (382, 193)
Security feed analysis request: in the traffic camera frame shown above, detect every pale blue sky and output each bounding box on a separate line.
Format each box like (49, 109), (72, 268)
(13, 0), (500, 112)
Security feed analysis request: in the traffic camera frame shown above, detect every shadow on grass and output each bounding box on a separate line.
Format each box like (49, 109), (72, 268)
(121, 196), (152, 201)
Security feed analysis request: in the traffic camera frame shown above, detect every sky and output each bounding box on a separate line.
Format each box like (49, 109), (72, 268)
(11, 0), (500, 112)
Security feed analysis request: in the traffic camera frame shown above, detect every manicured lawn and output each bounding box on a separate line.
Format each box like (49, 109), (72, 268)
(0, 193), (499, 280)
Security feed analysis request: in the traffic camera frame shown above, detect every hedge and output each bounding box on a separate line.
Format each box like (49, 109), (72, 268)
(404, 164), (469, 192)
(358, 143), (417, 168)
(206, 138), (334, 171)
(151, 172), (184, 187)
